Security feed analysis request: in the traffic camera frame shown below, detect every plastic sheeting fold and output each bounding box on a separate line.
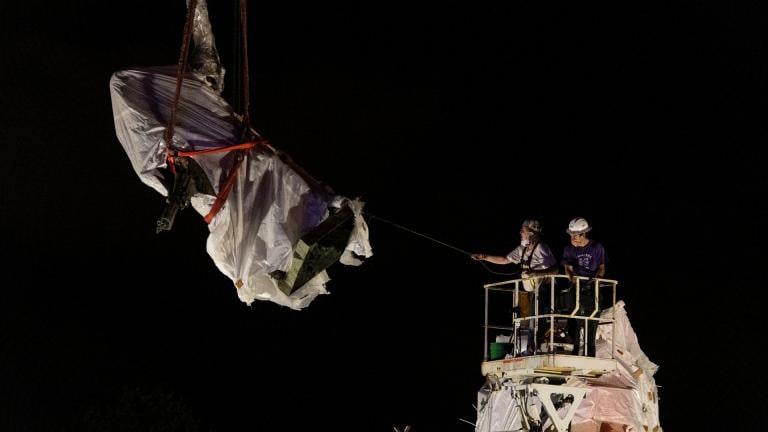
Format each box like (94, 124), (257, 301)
(110, 65), (372, 309)
(476, 301), (661, 432)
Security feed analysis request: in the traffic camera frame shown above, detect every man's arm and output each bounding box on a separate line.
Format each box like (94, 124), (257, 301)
(596, 262), (606, 278)
(471, 254), (513, 265)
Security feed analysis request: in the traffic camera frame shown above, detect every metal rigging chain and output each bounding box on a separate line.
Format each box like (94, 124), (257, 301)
(363, 211), (521, 276)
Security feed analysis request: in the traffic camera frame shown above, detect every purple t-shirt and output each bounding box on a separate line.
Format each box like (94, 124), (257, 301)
(562, 240), (606, 278)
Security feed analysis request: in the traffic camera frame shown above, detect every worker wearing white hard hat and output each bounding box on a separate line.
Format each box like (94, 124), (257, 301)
(562, 217), (608, 357)
(563, 217), (605, 279)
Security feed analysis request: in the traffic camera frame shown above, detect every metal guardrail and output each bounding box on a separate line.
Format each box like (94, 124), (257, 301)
(483, 275), (618, 361)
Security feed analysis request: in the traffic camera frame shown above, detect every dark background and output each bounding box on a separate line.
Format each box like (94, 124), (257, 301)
(1, 1), (765, 430)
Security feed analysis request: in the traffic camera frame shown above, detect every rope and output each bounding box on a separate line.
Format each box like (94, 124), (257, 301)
(164, 2), (261, 226)
(164, 0), (198, 149)
(200, 1), (256, 224)
(363, 211), (521, 276)
(477, 263), (522, 276)
(364, 212), (470, 256)
(310, 209), (355, 245)
(238, 0), (251, 130)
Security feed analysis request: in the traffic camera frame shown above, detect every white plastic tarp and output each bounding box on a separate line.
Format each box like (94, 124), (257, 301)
(476, 301), (661, 432)
(582, 301), (661, 431)
(475, 385), (524, 432)
(110, 65), (372, 309)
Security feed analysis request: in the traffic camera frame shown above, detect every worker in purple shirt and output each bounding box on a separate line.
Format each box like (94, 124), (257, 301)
(562, 217), (607, 279)
(561, 217), (608, 356)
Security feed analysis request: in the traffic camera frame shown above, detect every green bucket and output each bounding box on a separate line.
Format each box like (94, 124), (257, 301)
(489, 342), (511, 360)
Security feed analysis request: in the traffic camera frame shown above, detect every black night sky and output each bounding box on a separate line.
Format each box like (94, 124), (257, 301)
(1, 1), (765, 431)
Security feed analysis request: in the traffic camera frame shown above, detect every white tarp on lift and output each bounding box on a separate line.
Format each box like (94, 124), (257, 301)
(109, 1), (371, 309)
(572, 300), (661, 431)
(476, 301), (661, 432)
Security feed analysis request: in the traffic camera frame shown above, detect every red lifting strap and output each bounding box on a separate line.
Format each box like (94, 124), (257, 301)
(202, 151), (245, 224)
(166, 140), (265, 174)
(164, 0), (265, 226)
(165, 140), (268, 225)
(174, 140), (264, 157)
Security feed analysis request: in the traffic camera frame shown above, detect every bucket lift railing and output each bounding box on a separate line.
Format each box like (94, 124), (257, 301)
(483, 275), (618, 361)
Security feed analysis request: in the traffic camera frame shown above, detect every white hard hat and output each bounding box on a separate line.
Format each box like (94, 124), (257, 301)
(567, 217), (591, 235)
